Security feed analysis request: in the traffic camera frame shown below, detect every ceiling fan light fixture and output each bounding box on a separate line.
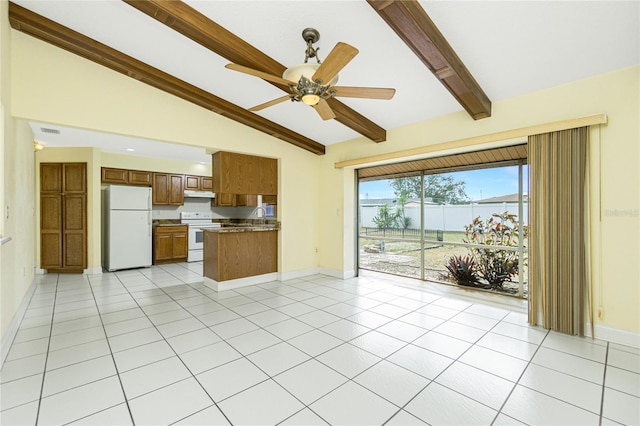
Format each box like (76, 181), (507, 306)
(302, 93), (320, 106)
(282, 63), (338, 86)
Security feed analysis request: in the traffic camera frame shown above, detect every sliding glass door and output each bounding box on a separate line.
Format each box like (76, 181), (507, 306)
(358, 161), (529, 298)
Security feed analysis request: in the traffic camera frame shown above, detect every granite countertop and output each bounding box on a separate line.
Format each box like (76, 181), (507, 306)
(202, 223), (280, 233)
(152, 220), (183, 227)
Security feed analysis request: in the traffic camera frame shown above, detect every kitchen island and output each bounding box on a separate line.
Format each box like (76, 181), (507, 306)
(202, 224), (279, 291)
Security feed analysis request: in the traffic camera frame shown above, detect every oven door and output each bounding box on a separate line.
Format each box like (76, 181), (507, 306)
(188, 226), (204, 251)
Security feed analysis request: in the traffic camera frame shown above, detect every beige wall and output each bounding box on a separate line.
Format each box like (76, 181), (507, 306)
(5, 24), (639, 344)
(1, 7), (37, 343)
(101, 152), (212, 177)
(320, 66), (640, 336)
(11, 31), (322, 282)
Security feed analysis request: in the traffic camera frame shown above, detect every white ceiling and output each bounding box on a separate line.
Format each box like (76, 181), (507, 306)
(17, 0), (640, 161)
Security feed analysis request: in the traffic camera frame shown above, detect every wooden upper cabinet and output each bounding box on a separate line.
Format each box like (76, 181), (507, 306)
(128, 170), (152, 186)
(152, 173), (169, 204)
(201, 177), (213, 191)
(102, 167), (151, 186)
(152, 173), (184, 205)
(214, 193), (236, 207)
(185, 175), (200, 190)
(213, 151), (240, 194)
(101, 167), (128, 184)
(185, 175), (214, 191)
(257, 157), (278, 195)
(212, 151), (277, 196)
(169, 175), (184, 205)
(236, 194), (258, 207)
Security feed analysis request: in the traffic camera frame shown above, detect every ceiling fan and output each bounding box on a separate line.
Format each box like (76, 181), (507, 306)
(225, 28), (396, 120)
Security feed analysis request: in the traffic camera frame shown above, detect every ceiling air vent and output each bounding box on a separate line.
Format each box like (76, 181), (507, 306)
(40, 127), (60, 134)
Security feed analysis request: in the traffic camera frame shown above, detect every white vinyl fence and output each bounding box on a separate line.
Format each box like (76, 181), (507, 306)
(360, 202), (528, 232)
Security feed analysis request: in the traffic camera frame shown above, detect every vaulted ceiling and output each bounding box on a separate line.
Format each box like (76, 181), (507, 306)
(9, 1), (639, 159)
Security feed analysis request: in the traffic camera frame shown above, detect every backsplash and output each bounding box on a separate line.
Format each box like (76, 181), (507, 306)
(151, 198), (271, 220)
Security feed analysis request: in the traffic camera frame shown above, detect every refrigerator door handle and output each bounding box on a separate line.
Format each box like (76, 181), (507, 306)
(148, 211), (151, 237)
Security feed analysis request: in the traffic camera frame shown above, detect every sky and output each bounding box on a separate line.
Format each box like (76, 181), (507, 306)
(359, 164), (529, 201)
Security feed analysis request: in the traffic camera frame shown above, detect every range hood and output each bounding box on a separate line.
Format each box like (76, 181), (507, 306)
(184, 190), (216, 199)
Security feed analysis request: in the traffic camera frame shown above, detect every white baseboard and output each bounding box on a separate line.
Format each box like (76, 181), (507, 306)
(279, 268), (320, 282)
(204, 273), (279, 292)
(279, 267), (356, 281)
(586, 322), (640, 348)
(1, 280), (37, 369)
(35, 267), (103, 275)
(318, 267), (356, 280)
(84, 267), (103, 275)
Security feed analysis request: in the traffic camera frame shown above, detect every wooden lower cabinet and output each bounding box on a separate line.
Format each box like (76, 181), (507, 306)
(40, 163), (87, 273)
(153, 226), (188, 264)
(204, 230), (277, 282)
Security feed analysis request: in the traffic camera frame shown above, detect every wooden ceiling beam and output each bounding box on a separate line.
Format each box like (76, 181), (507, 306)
(8, 2), (325, 155)
(123, 0), (388, 143)
(367, 0), (492, 120)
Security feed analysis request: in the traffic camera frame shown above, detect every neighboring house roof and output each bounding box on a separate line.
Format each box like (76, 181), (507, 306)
(404, 199), (439, 206)
(359, 198), (398, 207)
(476, 193), (529, 204)
(360, 198), (443, 207)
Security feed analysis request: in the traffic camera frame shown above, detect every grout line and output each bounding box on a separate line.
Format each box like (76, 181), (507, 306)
(488, 325), (550, 425)
(34, 273), (60, 426)
(8, 266), (622, 425)
(105, 265), (235, 426)
(599, 341), (609, 426)
(86, 273), (136, 425)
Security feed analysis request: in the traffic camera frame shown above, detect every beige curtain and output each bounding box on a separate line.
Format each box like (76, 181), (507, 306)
(528, 127), (590, 335)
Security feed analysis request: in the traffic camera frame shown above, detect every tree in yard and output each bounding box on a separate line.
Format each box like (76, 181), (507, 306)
(372, 204), (397, 229)
(390, 175), (470, 204)
(395, 193), (411, 229)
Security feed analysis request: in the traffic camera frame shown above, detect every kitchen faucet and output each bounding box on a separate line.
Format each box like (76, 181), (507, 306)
(255, 206), (267, 225)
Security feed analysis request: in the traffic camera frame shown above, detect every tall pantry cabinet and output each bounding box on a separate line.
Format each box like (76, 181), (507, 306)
(40, 163), (87, 272)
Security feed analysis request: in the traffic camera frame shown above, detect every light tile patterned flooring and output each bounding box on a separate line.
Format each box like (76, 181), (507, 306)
(1, 263), (639, 425)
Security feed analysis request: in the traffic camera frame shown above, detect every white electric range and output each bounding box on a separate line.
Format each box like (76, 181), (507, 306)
(180, 212), (221, 262)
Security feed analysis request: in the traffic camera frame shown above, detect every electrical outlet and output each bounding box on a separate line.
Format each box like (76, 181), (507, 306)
(315, 247), (318, 253)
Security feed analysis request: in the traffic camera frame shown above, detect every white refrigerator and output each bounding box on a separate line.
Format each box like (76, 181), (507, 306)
(102, 185), (152, 271)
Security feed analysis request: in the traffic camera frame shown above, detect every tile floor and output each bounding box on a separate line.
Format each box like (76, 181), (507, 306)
(1, 263), (638, 425)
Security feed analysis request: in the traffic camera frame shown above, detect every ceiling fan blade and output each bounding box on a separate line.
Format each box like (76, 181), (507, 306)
(313, 98), (336, 121)
(332, 86), (396, 100)
(248, 95), (292, 112)
(225, 63), (292, 86)
(311, 42), (358, 85)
